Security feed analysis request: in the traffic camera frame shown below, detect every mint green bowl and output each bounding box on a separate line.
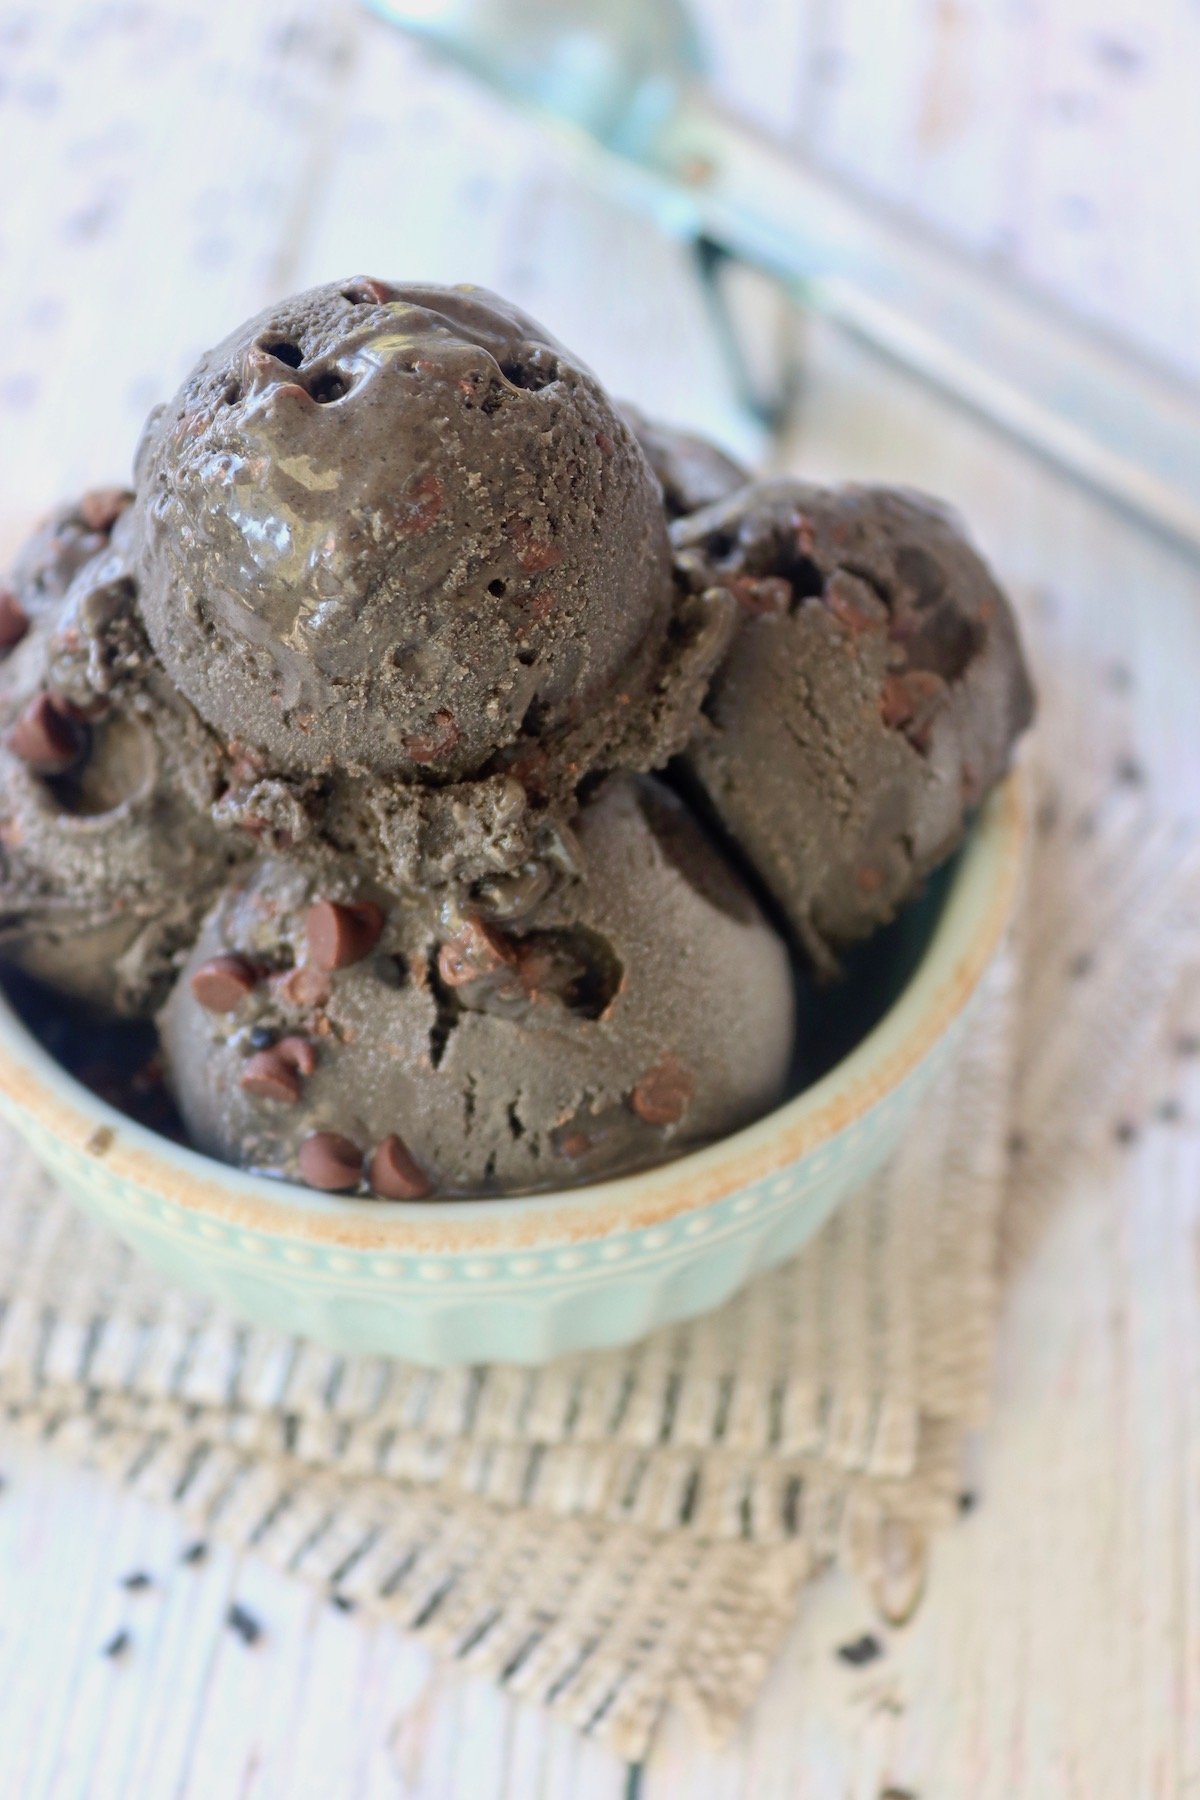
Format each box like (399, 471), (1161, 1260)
(0, 778), (1024, 1366)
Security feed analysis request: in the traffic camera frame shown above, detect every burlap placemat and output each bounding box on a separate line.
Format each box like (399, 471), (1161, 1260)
(1, 671), (1196, 1758)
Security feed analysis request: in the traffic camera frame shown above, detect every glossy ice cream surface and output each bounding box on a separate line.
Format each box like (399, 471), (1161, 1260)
(135, 281), (678, 782)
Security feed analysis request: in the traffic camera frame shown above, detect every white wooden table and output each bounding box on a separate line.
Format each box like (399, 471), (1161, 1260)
(2, 4), (1199, 1794)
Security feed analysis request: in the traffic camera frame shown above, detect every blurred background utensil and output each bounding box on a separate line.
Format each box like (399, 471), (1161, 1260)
(367, 0), (1200, 557)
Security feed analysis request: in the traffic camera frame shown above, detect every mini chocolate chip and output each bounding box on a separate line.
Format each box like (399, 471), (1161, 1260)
(369, 1134), (433, 1200)
(78, 487), (132, 532)
(404, 708), (460, 764)
(101, 1629), (132, 1660)
(277, 964), (332, 1010)
(342, 276), (393, 305)
(240, 1050), (302, 1104)
(329, 1592), (356, 1613)
(190, 954), (259, 1013)
(305, 899), (384, 971)
(7, 692), (87, 774)
(630, 1055), (695, 1127)
(727, 573), (791, 616)
(836, 1632), (883, 1667)
(276, 1035), (317, 1077)
(226, 1602), (263, 1645)
(437, 916), (515, 988)
(120, 1571), (153, 1591)
(880, 669), (945, 734)
(247, 1026), (275, 1050)
(0, 588), (29, 652)
(180, 1540), (209, 1565)
(298, 1131), (363, 1192)
(825, 583), (885, 636)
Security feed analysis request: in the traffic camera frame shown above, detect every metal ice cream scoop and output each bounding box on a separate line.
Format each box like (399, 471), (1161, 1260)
(367, 0), (1200, 559)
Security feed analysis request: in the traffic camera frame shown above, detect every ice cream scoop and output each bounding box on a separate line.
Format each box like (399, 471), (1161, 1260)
(134, 280), (677, 783)
(675, 481), (1034, 971)
(620, 405), (749, 520)
(5, 487), (134, 630)
(159, 775), (795, 1196)
(0, 518), (248, 1013)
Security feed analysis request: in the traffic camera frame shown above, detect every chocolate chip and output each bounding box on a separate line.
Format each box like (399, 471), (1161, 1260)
(226, 1602), (263, 1645)
(6, 692), (87, 774)
(630, 1055), (695, 1127)
(101, 1629), (132, 1660)
(120, 1571), (153, 1591)
(825, 580), (886, 636)
(276, 1035), (317, 1077)
(836, 1632), (883, 1667)
(404, 708), (460, 765)
(508, 516), (562, 572)
(342, 276), (393, 305)
(298, 1131), (363, 1192)
(880, 669), (946, 736)
(240, 1049), (302, 1104)
(247, 1026), (275, 1050)
(369, 1134), (433, 1200)
(437, 916), (516, 989)
(78, 487), (132, 533)
(0, 588), (29, 652)
(727, 573), (791, 616)
(277, 964), (332, 1010)
(180, 1540), (209, 1565)
(305, 899), (384, 971)
(190, 954), (259, 1013)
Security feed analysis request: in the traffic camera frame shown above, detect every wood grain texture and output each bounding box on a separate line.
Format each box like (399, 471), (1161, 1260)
(696, 0), (1200, 387)
(0, 1), (1198, 1794)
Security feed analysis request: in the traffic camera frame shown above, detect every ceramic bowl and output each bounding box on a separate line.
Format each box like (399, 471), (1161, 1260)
(0, 776), (1025, 1366)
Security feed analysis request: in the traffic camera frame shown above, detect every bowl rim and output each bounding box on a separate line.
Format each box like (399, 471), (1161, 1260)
(0, 769), (1027, 1253)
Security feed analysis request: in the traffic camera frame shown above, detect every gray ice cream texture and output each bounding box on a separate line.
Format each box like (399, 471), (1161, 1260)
(161, 777), (795, 1196)
(0, 277), (1032, 1198)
